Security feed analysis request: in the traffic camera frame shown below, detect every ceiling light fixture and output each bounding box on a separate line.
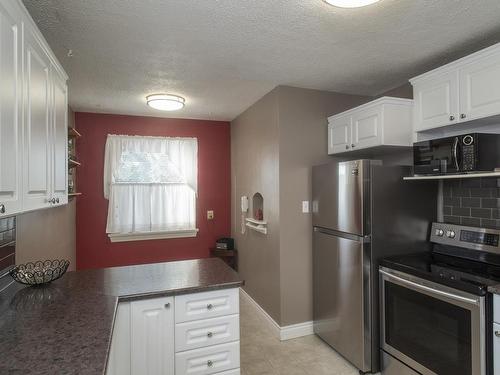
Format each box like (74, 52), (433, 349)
(324, 0), (380, 8)
(146, 94), (185, 111)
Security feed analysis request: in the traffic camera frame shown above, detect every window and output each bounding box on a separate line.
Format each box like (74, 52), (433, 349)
(103, 135), (198, 242)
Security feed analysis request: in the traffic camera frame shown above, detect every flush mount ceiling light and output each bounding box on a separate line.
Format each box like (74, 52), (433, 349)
(146, 94), (185, 111)
(324, 0), (381, 8)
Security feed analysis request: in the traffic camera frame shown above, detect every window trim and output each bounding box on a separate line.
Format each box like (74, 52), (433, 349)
(108, 228), (199, 243)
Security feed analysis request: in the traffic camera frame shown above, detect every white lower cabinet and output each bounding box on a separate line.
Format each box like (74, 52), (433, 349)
(131, 297), (175, 375)
(106, 288), (240, 375)
(494, 323), (500, 375)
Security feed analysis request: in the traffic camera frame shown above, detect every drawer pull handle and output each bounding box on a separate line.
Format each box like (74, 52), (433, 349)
(164, 303), (170, 308)
(0, 204), (5, 214)
(207, 331), (213, 338)
(207, 360), (213, 367)
(495, 331), (500, 338)
(207, 303), (213, 310)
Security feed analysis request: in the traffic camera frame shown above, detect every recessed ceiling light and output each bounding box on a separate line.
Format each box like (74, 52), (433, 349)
(146, 94), (185, 111)
(324, 0), (381, 8)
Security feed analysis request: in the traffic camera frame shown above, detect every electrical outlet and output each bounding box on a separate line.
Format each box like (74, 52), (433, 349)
(207, 210), (214, 220)
(302, 201), (310, 213)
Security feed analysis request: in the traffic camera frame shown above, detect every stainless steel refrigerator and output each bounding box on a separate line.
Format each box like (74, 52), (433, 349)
(312, 160), (436, 374)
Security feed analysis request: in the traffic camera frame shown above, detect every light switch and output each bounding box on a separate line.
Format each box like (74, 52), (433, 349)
(302, 201), (310, 213)
(207, 210), (214, 220)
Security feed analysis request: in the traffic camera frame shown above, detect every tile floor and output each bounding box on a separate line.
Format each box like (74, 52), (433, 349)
(240, 295), (360, 375)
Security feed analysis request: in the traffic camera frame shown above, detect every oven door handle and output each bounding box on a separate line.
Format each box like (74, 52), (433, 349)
(452, 136), (460, 171)
(380, 269), (480, 306)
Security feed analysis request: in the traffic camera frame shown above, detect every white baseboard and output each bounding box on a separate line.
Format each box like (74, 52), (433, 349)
(239, 288), (314, 341)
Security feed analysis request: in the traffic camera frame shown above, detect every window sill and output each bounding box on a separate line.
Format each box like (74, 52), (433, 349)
(108, 229), (199, 243)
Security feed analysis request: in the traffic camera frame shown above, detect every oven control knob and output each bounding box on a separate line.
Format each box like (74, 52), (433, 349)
(446, 230), (456, 239)
(435, 229), (444, 237)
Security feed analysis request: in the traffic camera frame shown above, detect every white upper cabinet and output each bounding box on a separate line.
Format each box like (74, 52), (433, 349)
(0, 0), (68, 216)
(459, 50), (500, 122)
(411, 43), (500, 132)
(327, 97), (413, 155)
(23, 27), (52, 211)
(0, 1), (22, 217)
(328, 114), (351, 154)
(412, 70), (459, 131)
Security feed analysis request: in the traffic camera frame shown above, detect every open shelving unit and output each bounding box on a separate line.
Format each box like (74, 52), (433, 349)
(404, 171), (500, 181)
(68, 127), (82, 199)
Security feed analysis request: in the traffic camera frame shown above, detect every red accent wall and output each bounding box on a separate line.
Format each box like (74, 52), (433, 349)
(75, 112), (231, 270)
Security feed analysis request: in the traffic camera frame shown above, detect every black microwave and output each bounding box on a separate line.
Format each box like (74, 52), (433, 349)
(413, 133), (500, 175)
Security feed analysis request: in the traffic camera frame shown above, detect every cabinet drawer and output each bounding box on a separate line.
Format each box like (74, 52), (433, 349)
(495, 295), (500, 324)
(175, 341), (240, 375)
(176, 314), (240, 352)
(175, 288), (239, 323)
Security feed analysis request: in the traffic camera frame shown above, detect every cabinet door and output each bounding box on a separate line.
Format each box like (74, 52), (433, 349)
(328, 115), (351, 154)
(23, 29), (52, 211)
(51, 70), (68, 205)
(495, 323), (500, 375)
(107, 302), (131, 375)
(0, 2), (22, 217)
(352, 106), (381, 150)
(413, 70), (459, 131)
(131, 297), (174, 375)
(459, 52), (500, 122)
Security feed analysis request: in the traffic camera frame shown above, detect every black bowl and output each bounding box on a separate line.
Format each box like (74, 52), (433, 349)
(9, 260), (70, 286)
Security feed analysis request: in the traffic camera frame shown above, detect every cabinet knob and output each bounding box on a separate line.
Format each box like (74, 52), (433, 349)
(207, 360), (213, 367)
(460, 113), (467, 119)
(206, 303), (213, 310)
(56, 198), (60, 204)
(207, 331), (213, 338)
(345, 145), (349, 150)
(495, 331), (500, 338)
(0, 204), (5, 214)
(164, 302), (170, 309)
(351, 144), (356, 148)
(449, 115), (455, 121)
(52, 198), (56, 204)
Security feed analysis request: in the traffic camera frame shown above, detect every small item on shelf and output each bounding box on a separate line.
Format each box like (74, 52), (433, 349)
(255, 209), (263, 221)
(9, 260), (70, 286)
(215, 237), (234, 250)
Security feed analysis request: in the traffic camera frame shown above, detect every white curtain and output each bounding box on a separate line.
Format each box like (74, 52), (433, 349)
(104, 135), (198, 234)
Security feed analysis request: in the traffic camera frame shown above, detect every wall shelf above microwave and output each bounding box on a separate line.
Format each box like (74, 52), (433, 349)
(404, 171), (500, 181)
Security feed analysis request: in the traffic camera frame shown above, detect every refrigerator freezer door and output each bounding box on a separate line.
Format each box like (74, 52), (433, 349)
(313, 227), (371, 372)
(312, 160), (369, 236)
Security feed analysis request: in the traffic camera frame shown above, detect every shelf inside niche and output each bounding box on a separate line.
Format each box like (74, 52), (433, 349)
(403, 171), (500, 180)
(245, 218), (267, 225)
(245, 222), (267, 234)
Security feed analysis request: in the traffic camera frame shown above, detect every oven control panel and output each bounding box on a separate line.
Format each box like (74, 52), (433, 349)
(430, 222), (500, 254)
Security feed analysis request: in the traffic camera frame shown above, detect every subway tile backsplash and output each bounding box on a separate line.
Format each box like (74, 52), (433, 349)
(443, 178), (500, 229)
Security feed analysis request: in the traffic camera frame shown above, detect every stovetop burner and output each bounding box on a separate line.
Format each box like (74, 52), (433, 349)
(381, 252), (500, 296)
(380, 222), (500, 296)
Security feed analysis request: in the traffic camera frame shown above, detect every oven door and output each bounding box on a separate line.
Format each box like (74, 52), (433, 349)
(380, 267), (485, 375)
(413, 136), (461, 175)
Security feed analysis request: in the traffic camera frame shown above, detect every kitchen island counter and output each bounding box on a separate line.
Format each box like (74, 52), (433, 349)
(0, 257), (243, 374)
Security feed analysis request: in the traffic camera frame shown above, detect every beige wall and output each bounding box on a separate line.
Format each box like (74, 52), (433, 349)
(16, 108), (76, 271)
(231, 86), (369, 325)
(231, 88), (282, 322)
(277, 87), (369, 325)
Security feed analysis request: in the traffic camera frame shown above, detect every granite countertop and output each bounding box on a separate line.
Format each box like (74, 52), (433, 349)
(488, 285), (500, 294)
(0, 257), (243, 375)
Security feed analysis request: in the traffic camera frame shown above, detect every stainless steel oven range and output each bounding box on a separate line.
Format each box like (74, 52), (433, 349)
(380, 222), (500, 375)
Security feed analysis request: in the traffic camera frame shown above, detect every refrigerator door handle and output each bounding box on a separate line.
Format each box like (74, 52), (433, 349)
(314, 227), (371, 243)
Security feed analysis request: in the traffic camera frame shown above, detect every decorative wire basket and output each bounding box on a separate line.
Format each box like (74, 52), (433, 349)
(9, 260), (70, 286)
